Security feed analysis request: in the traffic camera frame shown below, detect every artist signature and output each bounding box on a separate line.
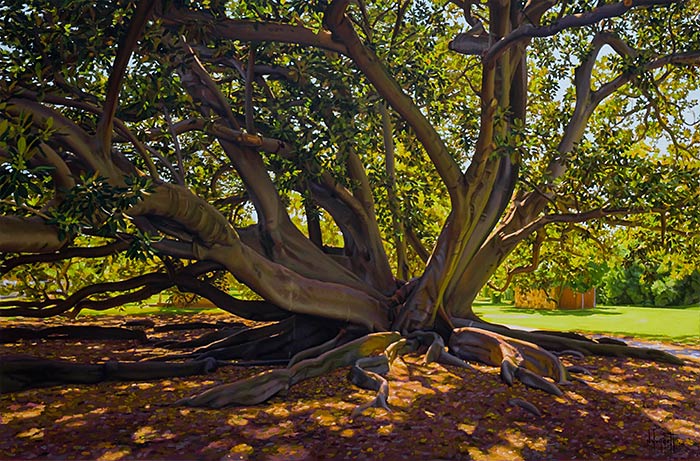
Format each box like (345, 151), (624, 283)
(647, 427), (681, 455)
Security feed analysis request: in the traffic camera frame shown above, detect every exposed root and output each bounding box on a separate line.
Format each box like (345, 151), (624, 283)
(179, 323), (583, 413)
(508, 397), (542, 417)
(122, 319), (156, 329)
(452, 318), (684, 365)
(504, 336), (570, 384)
(596, 337), (627, 346)
(0, 355), (218, 393)
(179, 332), (401, 408)
(437, 350), (475, 370)
(349, 356), (391, 417)
(0, 326), (147, 343)
(193, 318), (295, 354)
(500, 357), (518, 385)
(567, 365), (592, 376)
(449, 327), (567, 396)
(287, 329), (349, 367)
(513, 366), (563, 396)
(384, 338), (411, 364)
(407, 331), (444, 364)
(176, 369), (291, 408)
(554, 350), (586, 360)
(154, 327), (242, 350)
(153, 321), (244, 332)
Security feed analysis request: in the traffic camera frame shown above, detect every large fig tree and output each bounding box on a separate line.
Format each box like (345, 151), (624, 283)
(1, 0), (698, 409)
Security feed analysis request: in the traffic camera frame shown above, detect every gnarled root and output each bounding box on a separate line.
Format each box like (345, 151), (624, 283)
(449, 327), (567, 396)
(508, 397), (542, 417)
(349, 356), (391, 417)
(176, 369), (291, 408)
(179, 332), (402, 409)
(406, 330), (474, 369)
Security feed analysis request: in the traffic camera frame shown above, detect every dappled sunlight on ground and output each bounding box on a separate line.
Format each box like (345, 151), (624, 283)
(2, 314), (699, 460)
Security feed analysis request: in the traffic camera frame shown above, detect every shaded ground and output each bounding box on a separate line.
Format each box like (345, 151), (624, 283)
(1, 313), (699, 460)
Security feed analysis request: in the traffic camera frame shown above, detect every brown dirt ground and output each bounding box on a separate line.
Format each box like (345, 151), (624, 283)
(1, 313), (699, 461)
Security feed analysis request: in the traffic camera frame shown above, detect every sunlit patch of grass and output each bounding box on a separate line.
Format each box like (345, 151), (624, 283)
(474, 302), (700, 344)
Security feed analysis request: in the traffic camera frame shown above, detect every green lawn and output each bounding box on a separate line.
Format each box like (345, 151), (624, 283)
(76, 304), (221, 317)
(473, 302), (700, 345)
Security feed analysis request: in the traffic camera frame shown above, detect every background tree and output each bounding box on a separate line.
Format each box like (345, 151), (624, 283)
(1, 0), (698, 408)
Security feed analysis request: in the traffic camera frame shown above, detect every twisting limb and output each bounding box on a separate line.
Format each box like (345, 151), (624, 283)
(0, 216), (66, 254)
(406, 227), (430, 263)
(172, 275), (291, 322)
(175, 47), (388, 296)
(179, 38), (242, 130)
(0, 272), (174, 318)
(484, 0), (676, 66)
(11, 86), (159, 179)
(0, 261), (222, 318)
(1, 240), (131, 274)
(5, 98), (107, 174)
(488, 231), (544, 293)
(161, 105), (186, 185)
(380, 103), (408, 280)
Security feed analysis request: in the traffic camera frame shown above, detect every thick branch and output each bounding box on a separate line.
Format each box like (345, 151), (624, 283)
(484, 0), (676, 65)
(501, 207), (668, 243)
(381, 103), (408, 280)
(324, 0), (466, 207)
(158, 7), (348, 54)
(1, 240), (132, 275)
(5, 99), (104, 174)
(0, 216), (66, 254)
(96, 0), (158, 156)
(173, 275), (291, 321)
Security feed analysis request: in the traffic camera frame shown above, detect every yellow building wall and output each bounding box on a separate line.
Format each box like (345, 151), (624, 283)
(514, 287), (596, 310)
